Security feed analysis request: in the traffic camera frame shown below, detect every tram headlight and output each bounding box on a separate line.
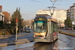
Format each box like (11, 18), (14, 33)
(48, 19), (50, 21)
(42, 33), (45, 35)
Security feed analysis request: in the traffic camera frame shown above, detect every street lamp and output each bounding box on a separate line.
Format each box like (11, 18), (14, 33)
(72, 21), (75, 30)
(48, 6), (55, 17)
(50, 0), (57, 6)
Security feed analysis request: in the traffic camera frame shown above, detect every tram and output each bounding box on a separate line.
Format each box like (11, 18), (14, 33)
(33, 14), (58, 42)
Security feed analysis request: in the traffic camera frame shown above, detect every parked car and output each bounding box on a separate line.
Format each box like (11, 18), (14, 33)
(20, 29), (23, 32)
(69, 28), (71, 30)
(25, 28), (31, 33)
(64, 26), (69, 30)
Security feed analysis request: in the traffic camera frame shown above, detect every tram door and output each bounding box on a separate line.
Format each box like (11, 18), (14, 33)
(47, 21), (54, 42)
(52, 22), (58, 40)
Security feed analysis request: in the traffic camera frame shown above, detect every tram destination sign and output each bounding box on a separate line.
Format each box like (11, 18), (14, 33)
(39, 18), (42, 20)
(35, 17), (47, 21)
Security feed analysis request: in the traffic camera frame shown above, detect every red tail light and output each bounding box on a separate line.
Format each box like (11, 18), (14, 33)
(42, 35), (44, 37)
(35, 35), (37, 37)
(53, 32), (56, 37)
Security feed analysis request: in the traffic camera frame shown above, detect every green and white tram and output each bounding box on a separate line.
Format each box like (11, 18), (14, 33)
(33, 15), (58, 42)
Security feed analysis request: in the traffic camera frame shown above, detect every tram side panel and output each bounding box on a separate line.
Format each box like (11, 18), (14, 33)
(52, 22), (58, 41)
(47, 21), (58, 42)
(47, 21), (54, 42)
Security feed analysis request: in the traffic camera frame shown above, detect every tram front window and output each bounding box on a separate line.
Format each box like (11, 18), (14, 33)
(34, 21), (47, 33)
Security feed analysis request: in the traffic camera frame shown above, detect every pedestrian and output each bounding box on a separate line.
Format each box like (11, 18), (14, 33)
(14, 26), (16, 37)
(2, 30), (5, 37)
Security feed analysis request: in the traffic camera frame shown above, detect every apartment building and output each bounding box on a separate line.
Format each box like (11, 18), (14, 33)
(0, 5), (4, 21)
(67, 9), (70, 18)
(3, 12), (10, 24)
(70, 3), (75, 30)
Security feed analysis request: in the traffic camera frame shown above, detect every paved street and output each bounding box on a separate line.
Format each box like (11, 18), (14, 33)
(0, 30), (33, 43)
(0, 31), (75, 50)
(0, 32), (30, 39)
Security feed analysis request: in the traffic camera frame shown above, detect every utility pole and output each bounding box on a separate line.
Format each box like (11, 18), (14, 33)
(48, 6), (55, 17)
(48, 0), (57, 17)
(16, 11), (18, 41)
(16, 20), (18, 41)
(18, 7), (20, 33)
(50, 0), (57, 8)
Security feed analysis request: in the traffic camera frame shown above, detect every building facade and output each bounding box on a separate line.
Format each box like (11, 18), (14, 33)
(0, 5), (4, 21)
(70, 3), (75, 30)
(37, 10), (67, 27)
(67, 9), (70, 18)
(0, 5), (4, 29)
(3, 12), (10, 24)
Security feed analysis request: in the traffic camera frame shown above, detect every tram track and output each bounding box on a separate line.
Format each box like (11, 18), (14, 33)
(59, 33), (75, 45)
(17, 33), (74, 50)
(58, 38), (71, 47)
(65, 36), (75, 49)
(1, 32), (75, 50)
(58, 33), (74, 49)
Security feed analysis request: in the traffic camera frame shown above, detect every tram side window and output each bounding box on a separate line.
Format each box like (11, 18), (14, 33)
(53, 23), (57, 32)
(34, 22), (36, 31)
(51, 22), (53, 33)
(56, 24), (58, 31)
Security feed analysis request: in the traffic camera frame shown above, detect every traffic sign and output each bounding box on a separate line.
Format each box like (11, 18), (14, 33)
(16, 18), (18, 23)
(0, 5), (2, 10)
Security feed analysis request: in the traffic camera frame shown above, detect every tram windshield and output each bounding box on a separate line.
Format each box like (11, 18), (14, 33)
(34, 21), (47, 33)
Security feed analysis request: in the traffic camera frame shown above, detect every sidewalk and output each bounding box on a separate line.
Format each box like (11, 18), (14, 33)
(58, 29), (75, 36)
(0, 38), (30, 47)
(0, 32), (31, 39)
(59, 29), (75, 34)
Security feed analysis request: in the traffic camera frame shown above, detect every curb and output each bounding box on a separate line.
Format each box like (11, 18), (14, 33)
(17, 33), (31, 37)
(0, 33), (31, 39)
(58, 31), (75, 36)
(0, 37), (8, 39)
(0, 39), (30, 47)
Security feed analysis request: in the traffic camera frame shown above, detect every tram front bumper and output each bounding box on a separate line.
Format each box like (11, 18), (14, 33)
(33, 37), (49, 42)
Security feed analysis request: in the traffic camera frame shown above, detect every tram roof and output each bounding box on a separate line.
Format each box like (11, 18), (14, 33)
(35, 14), (57, 23)
(36, 14), (51, 19)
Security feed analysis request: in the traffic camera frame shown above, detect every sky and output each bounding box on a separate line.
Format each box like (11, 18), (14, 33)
(0, 0), (75, 20)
